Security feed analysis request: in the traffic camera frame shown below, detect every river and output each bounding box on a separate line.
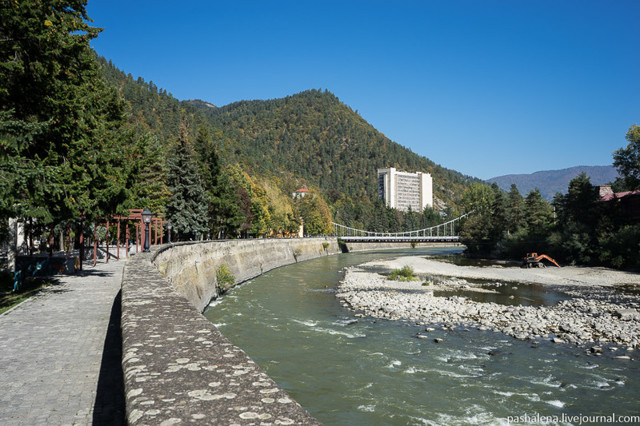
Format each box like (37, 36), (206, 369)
(203, 248), (640, 425)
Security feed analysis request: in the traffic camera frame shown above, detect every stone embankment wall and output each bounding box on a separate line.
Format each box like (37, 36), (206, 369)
(120, 238), (460, 424)
(154, 238), (341, 312)
(120, 238), (338, 425)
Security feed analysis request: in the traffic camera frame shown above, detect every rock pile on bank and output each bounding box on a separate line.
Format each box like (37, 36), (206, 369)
(337, 266), (640, 351)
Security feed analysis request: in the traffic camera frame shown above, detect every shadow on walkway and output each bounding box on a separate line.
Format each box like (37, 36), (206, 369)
(92, 290), (125, 425)
(76, 269), (117, 278)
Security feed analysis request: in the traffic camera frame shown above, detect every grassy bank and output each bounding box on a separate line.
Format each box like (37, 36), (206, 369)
(0, 272), (55, 315)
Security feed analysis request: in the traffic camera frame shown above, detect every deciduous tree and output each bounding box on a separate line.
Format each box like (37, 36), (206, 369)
(613, 125), (640, 191)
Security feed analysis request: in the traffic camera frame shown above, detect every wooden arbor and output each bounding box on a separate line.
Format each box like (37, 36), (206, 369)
(93, 209), (168, 266)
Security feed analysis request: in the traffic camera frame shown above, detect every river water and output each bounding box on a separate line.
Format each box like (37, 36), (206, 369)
(203, 248), (639, 425)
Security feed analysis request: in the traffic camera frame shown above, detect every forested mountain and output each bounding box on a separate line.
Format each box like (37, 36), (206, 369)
(191, 89), (476, 209)
(487, 166), (619, 200)
(98, 57), (208, 144)
(99, 58), (478, 229)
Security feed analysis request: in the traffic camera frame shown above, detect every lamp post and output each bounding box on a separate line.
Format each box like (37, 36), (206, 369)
(142, 208), (152, 252)
(167, 222), (172, 244)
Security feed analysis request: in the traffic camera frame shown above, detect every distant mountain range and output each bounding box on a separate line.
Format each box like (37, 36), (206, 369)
(487, 165), (619, 200)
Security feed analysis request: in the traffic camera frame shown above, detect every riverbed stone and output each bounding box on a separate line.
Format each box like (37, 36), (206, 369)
(337, 264), (640, 351)
(614, 309), (640, 321)
(615, 355), (632, 360)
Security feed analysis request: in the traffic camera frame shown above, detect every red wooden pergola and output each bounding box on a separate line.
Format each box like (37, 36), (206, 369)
(93, 209), (168, 266)
(20, 210), (169, 272)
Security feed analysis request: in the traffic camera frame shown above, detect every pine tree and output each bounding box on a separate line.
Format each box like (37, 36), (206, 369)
(505, 184), (526, 234)
(211, 171), (244, 238)
(523, 189), (553, 247)
(490, 183), (507, 235)
(194, 125), (221, 192)
(550, 174), (600, 264)
(166, 124), (208, 240)
(459, 183), (500, 255)
(124, 131), (170, 216)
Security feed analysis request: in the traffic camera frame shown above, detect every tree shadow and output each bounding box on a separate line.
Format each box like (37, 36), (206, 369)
(92, 290), (125, 425)
(76, 268), (118, 278)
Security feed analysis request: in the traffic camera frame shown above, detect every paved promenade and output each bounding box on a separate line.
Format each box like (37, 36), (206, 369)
(0, 259), (126, 425)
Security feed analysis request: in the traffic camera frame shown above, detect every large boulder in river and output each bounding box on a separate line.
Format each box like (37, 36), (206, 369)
(614, 309), (640, 321)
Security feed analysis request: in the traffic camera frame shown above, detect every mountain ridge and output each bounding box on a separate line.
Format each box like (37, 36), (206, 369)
(187, 88), (478, 212)
(487, 165), (619, 200)
(98, 57), (479, 220)
(185, 99), (217, 109)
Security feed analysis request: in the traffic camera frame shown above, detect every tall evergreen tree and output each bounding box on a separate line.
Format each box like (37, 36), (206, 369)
(211, 171), (244, 238)
(550, 174), (600, 264)
(459, 183), (502, 255)
(520, 188), (554, 253)
(490, 183), (507, 236)
(505, 184), (526, 234)
(194, 125), (221, 191)
(166, 124), (208, 240)
(124, 131), (169, 216)
(523, 189), (553, 234)
(1, 0), (128, 224)
(193, 125), (222, 233)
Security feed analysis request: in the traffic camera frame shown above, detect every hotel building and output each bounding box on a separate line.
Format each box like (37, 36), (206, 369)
(377, 167), (433, 212)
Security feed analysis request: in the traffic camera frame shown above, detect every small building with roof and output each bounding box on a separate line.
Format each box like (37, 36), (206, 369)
(599, 185), (640, 223)
(292, 188), (310, 199)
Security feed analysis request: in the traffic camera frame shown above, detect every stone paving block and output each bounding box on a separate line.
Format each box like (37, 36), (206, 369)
(0, 259), (125, 425)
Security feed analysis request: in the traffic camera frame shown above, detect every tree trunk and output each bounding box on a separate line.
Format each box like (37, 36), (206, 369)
(7, 218), (19, 272)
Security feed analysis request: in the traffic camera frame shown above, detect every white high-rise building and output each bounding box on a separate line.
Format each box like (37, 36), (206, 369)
(377, 167), (433, 212)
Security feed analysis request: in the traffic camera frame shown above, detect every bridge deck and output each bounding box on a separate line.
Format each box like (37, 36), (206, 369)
(339, 236), (460, 243)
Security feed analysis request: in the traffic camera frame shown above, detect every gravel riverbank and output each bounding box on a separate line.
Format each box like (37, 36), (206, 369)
(336, 256), (640, 353)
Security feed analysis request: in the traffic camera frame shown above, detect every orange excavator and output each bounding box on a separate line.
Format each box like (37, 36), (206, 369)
(522, 253), (561, 268)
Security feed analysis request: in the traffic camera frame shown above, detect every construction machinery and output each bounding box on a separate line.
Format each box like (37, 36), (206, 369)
(522, 253), (560, 268)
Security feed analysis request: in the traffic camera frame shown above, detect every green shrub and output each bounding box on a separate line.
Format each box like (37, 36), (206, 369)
(216, 265), (235, 293)
(293, 247), (302, 261)
(387, 265), (418, 282)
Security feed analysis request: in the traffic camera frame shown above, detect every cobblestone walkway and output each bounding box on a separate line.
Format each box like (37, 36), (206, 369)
(0, 259), (126, 425)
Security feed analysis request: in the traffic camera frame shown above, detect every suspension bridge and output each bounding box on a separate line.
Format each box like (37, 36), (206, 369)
(332, 212), (472, 243)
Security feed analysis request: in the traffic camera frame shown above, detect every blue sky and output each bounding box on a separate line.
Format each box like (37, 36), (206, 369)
(87, 0), (639, 180)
